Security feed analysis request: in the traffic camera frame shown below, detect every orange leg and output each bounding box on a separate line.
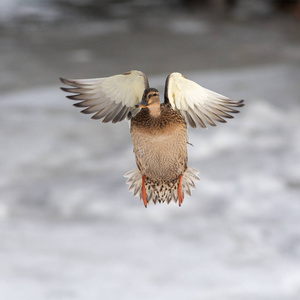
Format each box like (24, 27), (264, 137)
(142, 175), (147, 208)
(178, 174), (183, 207)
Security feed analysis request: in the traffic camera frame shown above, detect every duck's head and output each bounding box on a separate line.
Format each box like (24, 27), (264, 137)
(135, 88), (161, 117)
(135, 88), (160, 108)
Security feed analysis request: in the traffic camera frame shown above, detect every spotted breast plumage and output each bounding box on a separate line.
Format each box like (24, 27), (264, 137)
(60, 70), (244, 207)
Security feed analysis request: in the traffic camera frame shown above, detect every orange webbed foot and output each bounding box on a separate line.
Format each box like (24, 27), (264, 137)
(178, 174), (183, 207)
(142, 175), (147, 208)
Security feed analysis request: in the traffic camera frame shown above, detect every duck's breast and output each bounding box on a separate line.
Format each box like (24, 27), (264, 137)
(130, 117), (187, 182)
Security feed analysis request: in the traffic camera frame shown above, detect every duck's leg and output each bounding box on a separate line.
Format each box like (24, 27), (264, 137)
(142, 175), (148, 208)
(178, 174), (183, 207)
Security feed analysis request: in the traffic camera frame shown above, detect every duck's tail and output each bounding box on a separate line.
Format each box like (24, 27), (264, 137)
(124, 167), (200, 205)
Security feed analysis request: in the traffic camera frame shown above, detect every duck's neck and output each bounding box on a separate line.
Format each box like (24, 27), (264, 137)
(148, 102), (161, 118)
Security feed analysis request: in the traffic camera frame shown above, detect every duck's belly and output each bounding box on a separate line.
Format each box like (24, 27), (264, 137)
(131, 126), (188, 182)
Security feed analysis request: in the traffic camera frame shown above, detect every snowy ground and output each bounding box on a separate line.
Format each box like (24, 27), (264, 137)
(1, 64), (300, 300)
(1, 1), (300, 299)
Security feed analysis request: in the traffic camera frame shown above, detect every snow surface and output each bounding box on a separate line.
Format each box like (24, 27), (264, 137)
(1, 64), (300, 300)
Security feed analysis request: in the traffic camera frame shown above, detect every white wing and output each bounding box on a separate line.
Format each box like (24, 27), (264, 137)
(165, 72), (244, 128)
(60, 70), (149, 123)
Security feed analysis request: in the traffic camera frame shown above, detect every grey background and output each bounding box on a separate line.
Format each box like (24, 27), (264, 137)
(1, 1), (300, 299)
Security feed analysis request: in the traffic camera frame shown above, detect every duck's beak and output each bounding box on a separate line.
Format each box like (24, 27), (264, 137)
(135, 98), (149, 108)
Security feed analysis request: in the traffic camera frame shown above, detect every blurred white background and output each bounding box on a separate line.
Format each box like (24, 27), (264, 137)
(1, 1), (300, 299)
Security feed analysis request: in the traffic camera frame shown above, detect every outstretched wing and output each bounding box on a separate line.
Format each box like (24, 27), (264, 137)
(60, 70), (149, 123)
(164, 72), (244, 128)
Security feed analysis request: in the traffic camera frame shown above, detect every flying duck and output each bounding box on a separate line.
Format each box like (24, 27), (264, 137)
(60, 71), (244, 207)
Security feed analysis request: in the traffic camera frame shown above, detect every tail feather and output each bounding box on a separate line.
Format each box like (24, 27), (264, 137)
(124, 167), (200, 205)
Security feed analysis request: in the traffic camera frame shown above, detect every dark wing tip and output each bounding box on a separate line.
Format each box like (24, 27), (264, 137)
(223, 99), (245, 113)
(60, 87), (77, 93)
(164, 74), (171, 104)
(66, 95), (78, 100)
(235, 99), (245, 107)
(60, 78), (69, 92)
(73, 102), (83, 108)
(60, 77), (68, 85)
(232, 99), (245, 113)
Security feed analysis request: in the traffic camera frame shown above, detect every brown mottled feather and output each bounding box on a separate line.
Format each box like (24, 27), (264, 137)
(130, 104), (188, 197)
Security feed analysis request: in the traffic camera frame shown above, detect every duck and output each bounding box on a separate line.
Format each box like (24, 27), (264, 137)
(60, 70), (244, 207)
